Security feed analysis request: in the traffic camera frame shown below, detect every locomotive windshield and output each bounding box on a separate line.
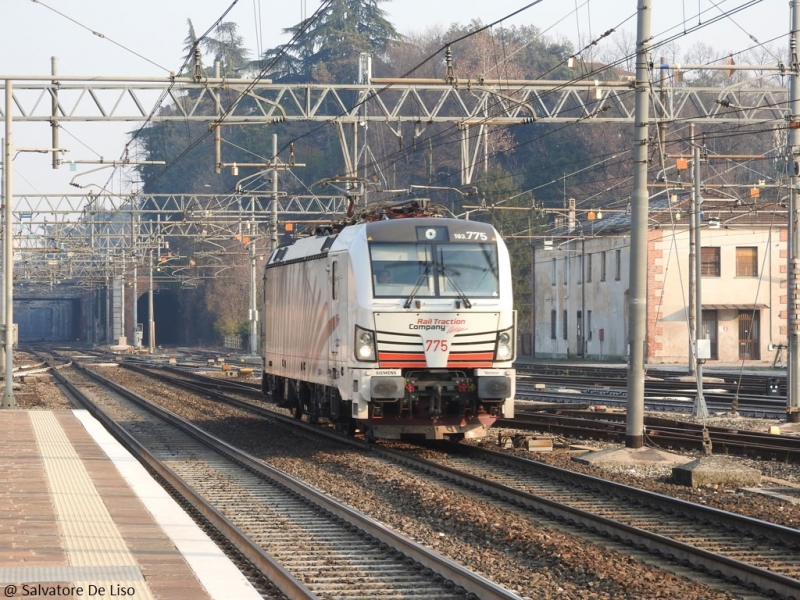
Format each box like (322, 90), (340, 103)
(370, 241), (499, 299)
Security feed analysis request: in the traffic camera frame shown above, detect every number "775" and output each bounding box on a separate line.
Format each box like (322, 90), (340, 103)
(425, 339), (448, 352)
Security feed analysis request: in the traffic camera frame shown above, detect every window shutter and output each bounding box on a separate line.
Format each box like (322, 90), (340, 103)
(735, 247), (757, 277)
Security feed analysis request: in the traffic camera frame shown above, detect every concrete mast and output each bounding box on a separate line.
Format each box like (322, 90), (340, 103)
(788, 0), (800, 421)
(2, 83), (14, 408)
(625, 0), (652, 447)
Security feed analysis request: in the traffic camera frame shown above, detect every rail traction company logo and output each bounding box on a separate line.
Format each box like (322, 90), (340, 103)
(409, 317), (468, 334)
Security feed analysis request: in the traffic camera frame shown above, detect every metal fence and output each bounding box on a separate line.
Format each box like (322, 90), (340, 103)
(222, 334), (243, 350)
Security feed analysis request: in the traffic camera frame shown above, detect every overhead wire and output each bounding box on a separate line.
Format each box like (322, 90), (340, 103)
(44, 0), (786, 255)
(83, 0), (340, 273)
(119, 2), (556, 208)
(29, 0), (780, 201)
(707, 0), (783, 62)
(729, 218), (780, 392)
(483, 0), (591, 75)
(256, 0), (552, 170)
(328, 1), (775, 198)
(58, 126), (104, 159)
(507, 104), (780, 237)
(35, 0), (247, 242)
(96, 0), (247, 193)
(115, 0), (335, 191)
(30, 0), (173, 73)
(535, 71), (785, 377)
(136, 0), (769, 215)
(647, 83), (695, 372)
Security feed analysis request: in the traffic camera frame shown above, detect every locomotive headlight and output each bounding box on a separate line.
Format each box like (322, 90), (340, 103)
(494, 327), (515, 361)
(354, 325), (377, 362)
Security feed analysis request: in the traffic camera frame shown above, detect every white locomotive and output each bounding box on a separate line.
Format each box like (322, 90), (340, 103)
(261, 201), (516, 441)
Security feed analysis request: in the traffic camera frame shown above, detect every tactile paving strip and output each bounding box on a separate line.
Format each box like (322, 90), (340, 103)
(27, 411), (152, 599)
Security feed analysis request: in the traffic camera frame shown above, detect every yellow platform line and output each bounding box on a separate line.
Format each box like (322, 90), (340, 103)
(30, 411), (154, 599)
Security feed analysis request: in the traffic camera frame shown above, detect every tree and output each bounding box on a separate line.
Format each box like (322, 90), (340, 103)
(182, 19), (251, 78)
(260, 0), (401, 83)
(181, 19), (202, 77)
(204, 243), (254, 338)
(381, 22), (576, 192)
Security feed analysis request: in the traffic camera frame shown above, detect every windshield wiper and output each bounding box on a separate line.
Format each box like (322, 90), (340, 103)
(403, 262), (432, 309)
(439, 265), (472, 308)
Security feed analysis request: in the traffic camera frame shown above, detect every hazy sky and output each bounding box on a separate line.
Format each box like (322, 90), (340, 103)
(0, 0), (789, 196)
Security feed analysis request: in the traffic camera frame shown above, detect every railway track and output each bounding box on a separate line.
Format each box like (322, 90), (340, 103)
(61, 349), (789, 417)
(514, 363), (786, 397)
(516, 377), (787, 418)
(54, 348), (800, 465)
(382, 441), (800, 598)
(501, 410), (800, 461)
(64, 353), (800, 599)
(41, 352), (518, 600)
(123, 359), (791, 462)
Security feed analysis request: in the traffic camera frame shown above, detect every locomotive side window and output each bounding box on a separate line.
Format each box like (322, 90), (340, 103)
(331, 260), (338, 299)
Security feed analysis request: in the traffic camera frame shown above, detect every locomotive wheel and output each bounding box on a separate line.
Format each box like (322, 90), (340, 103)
(283, 380), (299, 416)
(295, 381), (310, 420)
(308, 385), (322, 424)
(271, 376), (286, 405)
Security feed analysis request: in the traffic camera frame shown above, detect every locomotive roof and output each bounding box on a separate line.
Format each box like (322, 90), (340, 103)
(267, 217), (500, 268)
(364, 217), (498, 241)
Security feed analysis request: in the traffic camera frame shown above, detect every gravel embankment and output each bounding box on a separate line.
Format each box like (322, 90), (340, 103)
(12, 355), (798, 599)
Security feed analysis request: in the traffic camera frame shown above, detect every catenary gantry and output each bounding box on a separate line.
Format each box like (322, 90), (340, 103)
(0, 71), (788, 290)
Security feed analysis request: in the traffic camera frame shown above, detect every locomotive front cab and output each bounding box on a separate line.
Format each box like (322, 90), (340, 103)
(351, 219), (516, 440)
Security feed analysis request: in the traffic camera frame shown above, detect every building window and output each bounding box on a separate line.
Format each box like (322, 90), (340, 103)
(563, 257), (568, 285)
(615, 249), (621, 281)
(600, 251), (606, 282)
(736, 247), (758, 277)
(562, 309), (568, 340)
(587, 310), (593, 340)
(700, 247), (721, 277)
(550, 310), (557, 339)
(577, 254), (583, 284)
(551, 258), (556, 285)
(586, 253), (593, 282)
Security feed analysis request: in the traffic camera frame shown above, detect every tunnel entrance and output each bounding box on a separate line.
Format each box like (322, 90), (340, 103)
(136, 289), (180, 347)
(15, 298), (81, 342)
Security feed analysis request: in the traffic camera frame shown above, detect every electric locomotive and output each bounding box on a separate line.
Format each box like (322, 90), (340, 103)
(261, 200), (516, 441)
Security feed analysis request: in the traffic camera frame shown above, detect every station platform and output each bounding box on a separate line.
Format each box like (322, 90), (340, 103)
(0, 410), (263, 600)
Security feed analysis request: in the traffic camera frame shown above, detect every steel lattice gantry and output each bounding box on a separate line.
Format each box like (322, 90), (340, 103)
(1, 72), (787, 191)
(0, 75), (787, 124)
(6, 192), (350, 289)
(0, 73), (789, 293)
